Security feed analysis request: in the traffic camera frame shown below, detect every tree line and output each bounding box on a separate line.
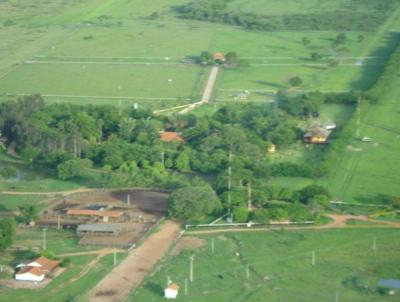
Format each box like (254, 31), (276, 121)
(176, 0), (397, 31)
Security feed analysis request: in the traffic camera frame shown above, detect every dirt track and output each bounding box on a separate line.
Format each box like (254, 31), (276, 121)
(186, 214), (400, 235)
(89, 220), (181, 302)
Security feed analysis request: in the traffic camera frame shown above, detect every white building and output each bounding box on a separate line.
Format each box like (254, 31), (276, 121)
(15, 256), (60, 282)
(15, 266), (45, 282)
(164, 283), (179, 299)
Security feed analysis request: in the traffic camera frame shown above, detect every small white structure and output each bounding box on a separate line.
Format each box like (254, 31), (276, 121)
(15, 266), (45, 282)
(323, 121), (337, 130)
(164, 283), (179, 299)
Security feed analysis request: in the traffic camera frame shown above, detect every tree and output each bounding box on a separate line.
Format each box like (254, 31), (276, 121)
(168, 185), (221, 221)
(225, 52), (238, 66)
(310, 52), (323, 61)
(0, 166), (17, 179)
(335, 32), (347, 45)
(18, 205), (38, 225)
(175, 150), (191, 172)
(57, 158), (93, 180)
(0, 217), (16, 249)
(233, 207), (249, 222)
(199, 51), (213, 65)
(21, 146), (40, 164)
(299, 185), (331, 204)
(289, 76), (303, 87)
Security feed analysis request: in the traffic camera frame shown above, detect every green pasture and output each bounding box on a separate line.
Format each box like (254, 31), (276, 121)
(323, 79), (400, 203)
(0, 194), (45, 211)
(132, 228), (400, 301)
(0, 63), (206, 100)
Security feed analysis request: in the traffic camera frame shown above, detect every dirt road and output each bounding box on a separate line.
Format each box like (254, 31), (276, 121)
(201, 66), (219, 103)
(89, 220), (181, 302)
(186, 214), (400, 235)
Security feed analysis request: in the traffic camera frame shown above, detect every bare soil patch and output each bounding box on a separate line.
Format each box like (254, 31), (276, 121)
(171, 236), (205, 256)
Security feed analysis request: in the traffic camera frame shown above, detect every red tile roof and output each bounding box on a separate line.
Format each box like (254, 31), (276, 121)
(213, 52), (226, 61)
(67, 209), (123, 218)
(34, 257), (60, 272)
(167, 283), (180, 291)
(160, 131), (185, 143)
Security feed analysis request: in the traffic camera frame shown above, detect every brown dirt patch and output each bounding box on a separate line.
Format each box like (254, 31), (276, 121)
(89, 220), (181, 302)
(171, 236), (205, 256)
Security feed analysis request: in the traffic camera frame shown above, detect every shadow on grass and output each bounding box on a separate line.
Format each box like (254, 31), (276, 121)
(349, 32), (400, 91)
(143, 281), (164, 296)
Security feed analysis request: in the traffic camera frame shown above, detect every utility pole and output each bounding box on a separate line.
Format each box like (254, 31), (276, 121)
(246, 264), (250, 280)
(113, 248), (117, 266)
(211, 238), (215, 254)
(356, 94), (361, 137)
(247, 180), (252, 211)
(161, 151), (165, 167)
(228, 150), (233, 219)
(373, 237), (377, 252)
(185, 278), (188, 295)
(127, 194), (131, 206)
(311, 250), (316, 266)
(42, 228), (47, 250)
(335, 291), (340, 302)
(189, 255), (195, 282)
(57, 215), (61, 230)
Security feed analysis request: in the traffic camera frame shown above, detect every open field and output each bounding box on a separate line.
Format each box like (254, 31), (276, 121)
(322, 72), (400, 203)
(1, 0), (400, 108)
(132, 228), (400, 301)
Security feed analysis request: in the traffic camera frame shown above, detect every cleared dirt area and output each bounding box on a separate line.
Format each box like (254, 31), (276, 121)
(90, 220), (181, 302)
(171, 236), (205, 256)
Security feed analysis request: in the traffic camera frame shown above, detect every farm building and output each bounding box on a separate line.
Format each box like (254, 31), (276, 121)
(213, 52), (226, 62)
(67, 209), (124, 222)
(77, 223), (121, 236)
(160, 131), (185, 143)
(304, 126), (331, 144)
(15, 256), (60, 282)
(164, 283), (179, 299)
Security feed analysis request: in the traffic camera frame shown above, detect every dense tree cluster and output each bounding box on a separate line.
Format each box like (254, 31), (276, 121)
(0, 217), (16, 250)
(176, 0), (397, 31)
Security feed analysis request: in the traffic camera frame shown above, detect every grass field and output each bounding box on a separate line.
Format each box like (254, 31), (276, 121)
(1, 0), (400, 107)
(322, 73), (400, 203)
(132, 228), (400, 301)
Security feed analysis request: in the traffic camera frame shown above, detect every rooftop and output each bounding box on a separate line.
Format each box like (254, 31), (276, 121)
(77, 223), (121, 233)
(67, 209), (123, 218)
(160, 131), (185, 143)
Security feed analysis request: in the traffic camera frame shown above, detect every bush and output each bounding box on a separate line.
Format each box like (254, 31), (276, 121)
(60, 257), (71, 268)
(299, 185), (331, 204)
(233, 207), (249, 222)
(0, 166), (17, 179)
(270, 162), (314, 178)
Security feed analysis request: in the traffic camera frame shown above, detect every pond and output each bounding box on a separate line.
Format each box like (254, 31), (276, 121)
(379, 279), (400, 289)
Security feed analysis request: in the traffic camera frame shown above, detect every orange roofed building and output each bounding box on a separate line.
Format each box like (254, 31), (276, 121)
(165, 283), (179, 299)
(213, 52), (226, 62)
(15, 256), (60, 282)
(160, 131), (185, 143)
